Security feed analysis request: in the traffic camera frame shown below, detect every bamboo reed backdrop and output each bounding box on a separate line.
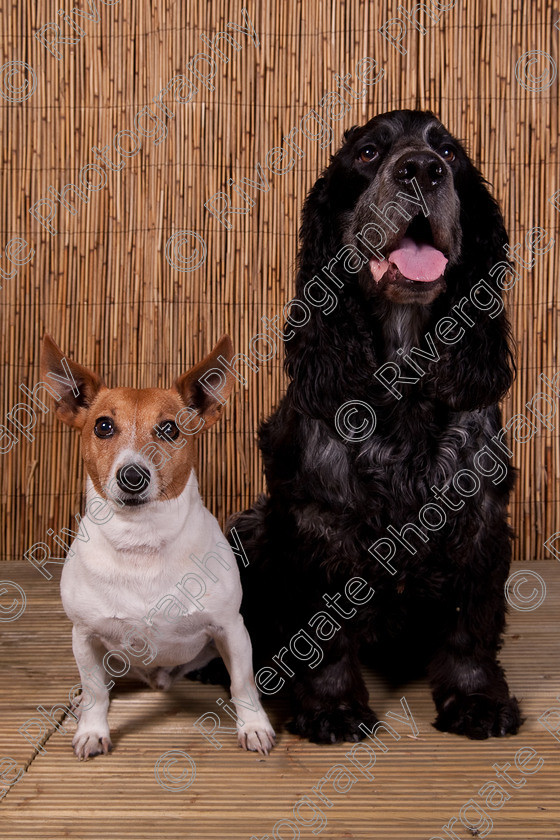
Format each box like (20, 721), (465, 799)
(1, 0), (558, 564)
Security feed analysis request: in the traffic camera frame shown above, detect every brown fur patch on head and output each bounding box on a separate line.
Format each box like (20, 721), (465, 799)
(41, 334), (237, 504)
(82, 387), (197, 501)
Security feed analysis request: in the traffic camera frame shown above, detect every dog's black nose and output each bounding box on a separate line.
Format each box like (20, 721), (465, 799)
(116, 463), (151, 494)
(393, 151), (445, 191)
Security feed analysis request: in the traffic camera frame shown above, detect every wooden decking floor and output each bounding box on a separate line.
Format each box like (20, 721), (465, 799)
(1, 560), (559, 839)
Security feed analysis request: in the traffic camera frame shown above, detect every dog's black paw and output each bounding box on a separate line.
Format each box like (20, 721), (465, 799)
(434, 692), (523, 739)
(185, 658), (230, 687)
(287, 705), (378, 744)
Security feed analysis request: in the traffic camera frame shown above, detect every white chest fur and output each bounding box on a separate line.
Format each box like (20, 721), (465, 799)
(60, 473), (241, 665)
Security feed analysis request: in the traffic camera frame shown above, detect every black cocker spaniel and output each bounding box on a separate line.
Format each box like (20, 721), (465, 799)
(230, 109), (522, 743)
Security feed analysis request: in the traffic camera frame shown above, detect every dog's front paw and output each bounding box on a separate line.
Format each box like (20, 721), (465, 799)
(434, 692), (523, 739)
(237, 717), (276, 755)
(287, 704), (378, 744)
(73, 725), (113, 760)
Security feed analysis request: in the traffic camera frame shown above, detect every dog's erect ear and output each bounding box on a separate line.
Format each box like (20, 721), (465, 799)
(40, 334), (104, 429)
(174, 335), (235, 430)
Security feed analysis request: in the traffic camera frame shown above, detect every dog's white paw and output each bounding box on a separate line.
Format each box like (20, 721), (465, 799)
(237, 718), (276, 755)
(73, 726), (113, 760)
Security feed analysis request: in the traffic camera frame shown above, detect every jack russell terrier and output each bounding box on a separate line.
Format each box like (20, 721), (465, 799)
(41, 334), (275, 760)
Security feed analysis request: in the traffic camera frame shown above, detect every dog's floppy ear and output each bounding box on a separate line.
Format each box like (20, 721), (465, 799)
(283, 170), (371, 421)
(295, 175), (336, 283)
(40, 334), (104, 429)
(174, 335), (235, 430)
(293, 153), (363, 287)
(432, 168), (516, 409)
(455, 161), (510, 274)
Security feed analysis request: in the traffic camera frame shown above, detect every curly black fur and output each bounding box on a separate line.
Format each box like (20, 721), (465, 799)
(229, 109), (522, 743)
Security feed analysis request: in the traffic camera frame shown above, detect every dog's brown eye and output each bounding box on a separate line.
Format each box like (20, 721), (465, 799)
(156, 420), (180, 441)
(94, 417), (114, 438)
(358, 145), (378, 163)
(439, 145), (456, 162)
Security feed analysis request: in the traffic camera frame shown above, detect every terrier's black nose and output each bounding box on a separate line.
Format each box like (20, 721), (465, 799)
(116, 463), (151, 494)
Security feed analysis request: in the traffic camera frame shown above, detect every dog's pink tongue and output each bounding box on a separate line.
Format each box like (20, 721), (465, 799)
(388, 236), (447, 282)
